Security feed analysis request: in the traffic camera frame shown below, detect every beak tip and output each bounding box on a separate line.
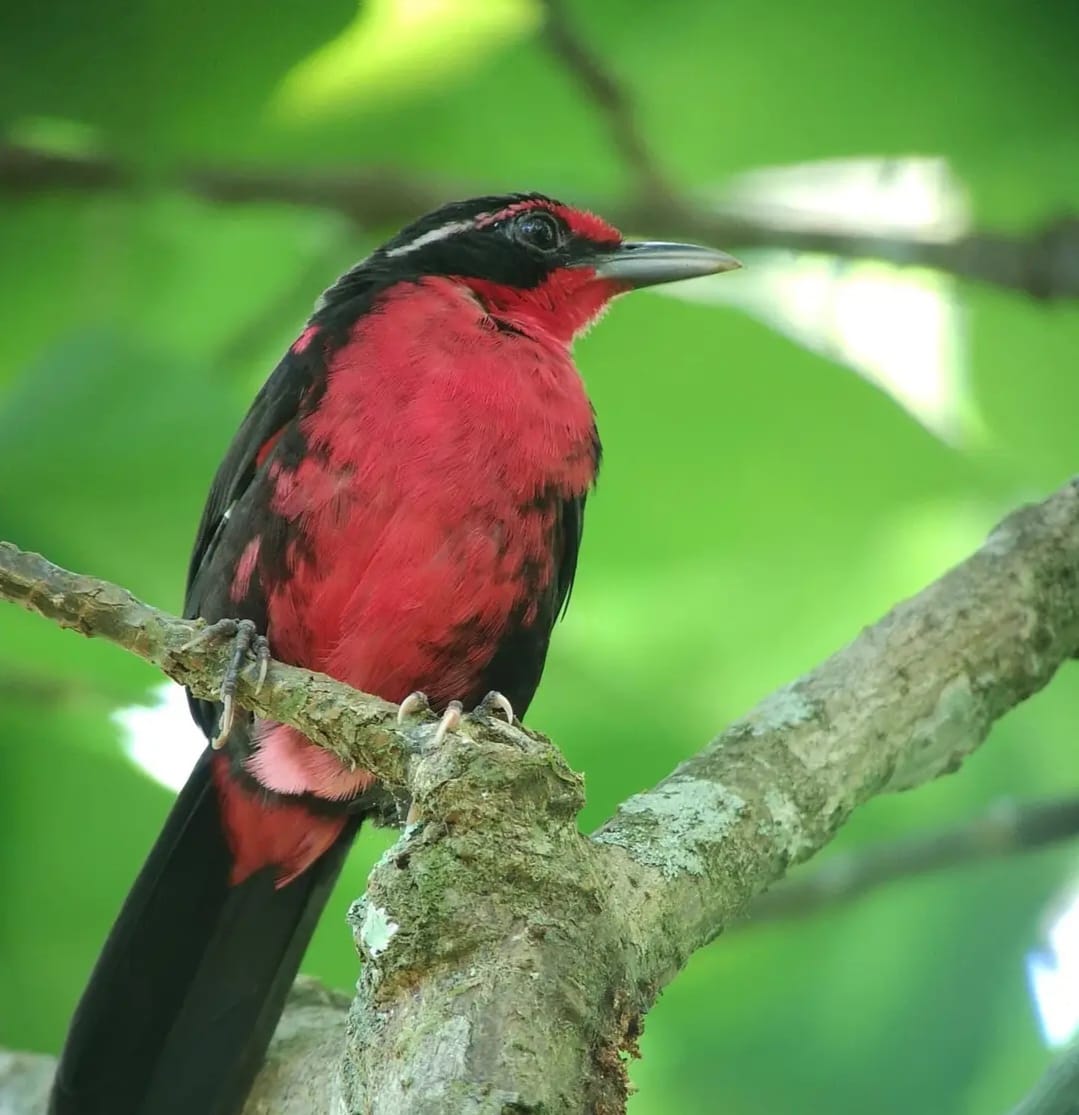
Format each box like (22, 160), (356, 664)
(714, 252), (743, 274)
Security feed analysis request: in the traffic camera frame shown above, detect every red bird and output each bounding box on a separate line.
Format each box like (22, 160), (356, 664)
(49, 194), (739, 1115)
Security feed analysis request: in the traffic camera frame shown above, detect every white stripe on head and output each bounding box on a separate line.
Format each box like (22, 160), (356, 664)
(382, 217), (485, 259)
(311, 208), (499, 313)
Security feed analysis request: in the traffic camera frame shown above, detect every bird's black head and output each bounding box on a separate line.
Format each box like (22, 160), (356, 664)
(317, 193), (739, 343)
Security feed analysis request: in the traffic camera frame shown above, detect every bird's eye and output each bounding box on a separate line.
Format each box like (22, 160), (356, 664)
(513, 211), (565, 253)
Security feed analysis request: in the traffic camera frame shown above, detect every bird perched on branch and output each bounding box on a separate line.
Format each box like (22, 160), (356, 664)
(49, 193), (739, 1115)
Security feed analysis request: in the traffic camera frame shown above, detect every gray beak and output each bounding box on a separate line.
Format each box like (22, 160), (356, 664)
(589, 240), (742, 288)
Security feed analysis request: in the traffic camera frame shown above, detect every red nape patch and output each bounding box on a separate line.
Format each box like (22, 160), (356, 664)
(212, 754), (347, 887)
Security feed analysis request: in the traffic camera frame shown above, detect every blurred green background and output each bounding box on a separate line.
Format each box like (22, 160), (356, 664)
(2, 0), (1078, 1111)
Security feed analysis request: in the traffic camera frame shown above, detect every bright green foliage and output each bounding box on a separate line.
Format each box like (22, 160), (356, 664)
(1, 0), (1077, 1111)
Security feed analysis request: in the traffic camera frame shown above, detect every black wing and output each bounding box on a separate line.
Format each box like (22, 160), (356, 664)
(186, 278), (384, 623)
(184, 348), (320, 620)
(554, 425), (600, 620)
(183, 344), (322, 740)
(469, 490), (590, 718)
(555, 491), (586, 620)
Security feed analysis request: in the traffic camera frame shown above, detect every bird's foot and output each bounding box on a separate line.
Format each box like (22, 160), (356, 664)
(181, 618), (270, 749)
(396, 689), (514, 746)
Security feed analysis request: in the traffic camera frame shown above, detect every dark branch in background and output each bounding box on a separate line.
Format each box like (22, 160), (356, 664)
(539, 0), (672, 202)
(0, 145), (453, 227)
(535, 0), (1079, 300)
(742, 796), (1079, 928)
(3, 142), (1078, 300)
(4, 3), (1079, 304)
(0, 671), (117, 707)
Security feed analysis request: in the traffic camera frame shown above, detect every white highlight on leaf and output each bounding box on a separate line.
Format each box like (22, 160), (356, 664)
(1028, 887), (1079, 1047)
(117, 682), (204, 792)
(660, 155), (973, 445)
(360, 902), (400, 958)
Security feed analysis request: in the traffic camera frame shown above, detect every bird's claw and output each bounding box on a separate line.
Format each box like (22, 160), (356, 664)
(395, 690), (514, 746)
(397, 691), (432, 725)
(473, 690), (515, 726)
(433, 701), (463, 746)
(182, 618), (270, 749)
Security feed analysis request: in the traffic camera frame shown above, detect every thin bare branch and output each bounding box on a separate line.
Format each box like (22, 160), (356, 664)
(538, 0), (672, 202)
(0, 540), (416, 790)
(740, 796), (1079, 928)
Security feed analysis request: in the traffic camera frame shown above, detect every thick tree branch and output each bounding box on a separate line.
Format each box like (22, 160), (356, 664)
(0, 1052), (51, 1115)
(741, 795), (1079, 928)
(5, 481), (1079, 1112)
(596, 481), (1079, 979)
(4, 144), (1077, 300)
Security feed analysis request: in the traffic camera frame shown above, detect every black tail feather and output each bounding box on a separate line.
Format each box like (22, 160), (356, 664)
(49, 750), (357, 1115)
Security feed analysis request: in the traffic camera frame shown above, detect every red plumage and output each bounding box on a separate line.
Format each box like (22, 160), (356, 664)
(221, 272), (601, 883)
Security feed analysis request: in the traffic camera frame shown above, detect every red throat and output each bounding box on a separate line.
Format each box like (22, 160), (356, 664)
(465, 269), (623, 344)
